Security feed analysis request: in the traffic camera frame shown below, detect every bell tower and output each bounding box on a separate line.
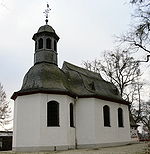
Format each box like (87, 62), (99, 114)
(32, 25), (59, 65)
(32, 4), (59, 65)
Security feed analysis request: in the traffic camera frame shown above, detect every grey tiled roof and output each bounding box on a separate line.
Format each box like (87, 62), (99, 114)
(32, 25), (59, 41)
(12, 61), (129, 105)
(37, 25), (55, 33)
(62, 62), (128, 104)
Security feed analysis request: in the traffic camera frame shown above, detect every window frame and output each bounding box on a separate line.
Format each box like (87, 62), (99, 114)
(118, 108), (124, 127)
(38, 38), (43, 49)
(47, 101), (60, 127)
(46, 38), (52, 49)
(70, 103), (74, 127)
(103, 105), (111, 127)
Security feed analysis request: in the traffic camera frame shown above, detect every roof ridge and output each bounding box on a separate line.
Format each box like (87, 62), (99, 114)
(62, 61), (104, 80)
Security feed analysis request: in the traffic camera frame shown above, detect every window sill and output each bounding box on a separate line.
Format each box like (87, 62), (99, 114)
(70, 126), (75, 128)
(47, 125), (60, 127)
(104, 125), (111, 127)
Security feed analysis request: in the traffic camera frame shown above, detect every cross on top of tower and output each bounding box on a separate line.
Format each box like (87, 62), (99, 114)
(43, 3), (51, 25)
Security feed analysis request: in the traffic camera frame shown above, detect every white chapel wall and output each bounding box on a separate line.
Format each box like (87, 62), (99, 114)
(39, 94), (75, 147)
(13, 93), (131, 150)
(13, 94), (41, 148)
(76, 98), (131, 146)
(94, 99), (131, 143)
(13, 93), (75, 150)
(76, 98), (96, 145)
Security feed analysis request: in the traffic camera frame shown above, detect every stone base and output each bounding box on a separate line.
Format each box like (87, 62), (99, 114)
(77, 140), (138, 149)
(13, 141), (138, 152)
(13, 145), (75, 152)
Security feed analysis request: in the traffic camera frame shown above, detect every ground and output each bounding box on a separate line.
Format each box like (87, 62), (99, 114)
(1, 142), (150, 154)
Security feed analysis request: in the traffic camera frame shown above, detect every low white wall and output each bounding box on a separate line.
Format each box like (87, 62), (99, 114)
(39, 94), (75, 146)
(13, 94), (75, 150)
(95, 99), (131, 144)
(13, 94), (41, 148)
(76, 98), (95, 144)
(76, 98), (131, 145)
(13, 94), (131, 151)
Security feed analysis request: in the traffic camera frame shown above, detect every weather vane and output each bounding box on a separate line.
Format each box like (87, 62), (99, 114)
(43, 3), (51, 25)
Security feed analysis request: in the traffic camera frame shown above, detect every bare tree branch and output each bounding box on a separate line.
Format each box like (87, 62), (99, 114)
(0, 83), (12, 130)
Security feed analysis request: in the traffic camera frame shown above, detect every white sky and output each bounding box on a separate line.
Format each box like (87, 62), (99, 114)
(0, 0), (149, 124)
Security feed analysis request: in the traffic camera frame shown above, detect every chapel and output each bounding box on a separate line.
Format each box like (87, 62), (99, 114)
(11, 8), (132, 151)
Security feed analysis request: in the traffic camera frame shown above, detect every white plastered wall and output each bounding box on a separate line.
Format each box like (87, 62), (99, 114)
(13, 93), (75, 150)
(95, 99), (131, 144)
(75, 98), (95, 145)
(13, 94), (41, 148)
(76, 98), (131, 146)
(13, 94), (131, 150)
(39, 94), (75, 147)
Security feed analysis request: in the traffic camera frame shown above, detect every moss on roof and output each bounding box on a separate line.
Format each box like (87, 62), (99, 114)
(21, 63), (68, 92)
(38, 25), (55, 33)
(32, 25), (59, 41)
(62, 62), (128, 104)
(11, 61), (129, 105)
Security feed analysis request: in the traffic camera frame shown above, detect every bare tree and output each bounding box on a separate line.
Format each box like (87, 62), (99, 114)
(133, 98), (150, 138)
(118, 0), (150, 56)
(141, 101), (150, 135)
(0, 83), (11, 130)
(83, 49), (142, 103)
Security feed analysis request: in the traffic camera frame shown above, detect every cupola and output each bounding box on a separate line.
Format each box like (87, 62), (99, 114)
(32, 24), (59, 65)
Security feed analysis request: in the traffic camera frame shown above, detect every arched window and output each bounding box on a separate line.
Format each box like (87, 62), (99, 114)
(103, 105), (110, 127)
(70, 103), (74, 127)
(118, 108), (123, 127)
(54, 40), (57, 51)
(47, 101), (59, 127)
(38, 38), (43, 49)
(46, 38), (52, 49)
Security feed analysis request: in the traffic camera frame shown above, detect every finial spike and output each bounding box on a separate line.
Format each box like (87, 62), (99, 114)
(43, 3), (51, 25)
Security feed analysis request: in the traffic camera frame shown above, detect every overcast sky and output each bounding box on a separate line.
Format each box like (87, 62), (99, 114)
(0, 0), (149, 112)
